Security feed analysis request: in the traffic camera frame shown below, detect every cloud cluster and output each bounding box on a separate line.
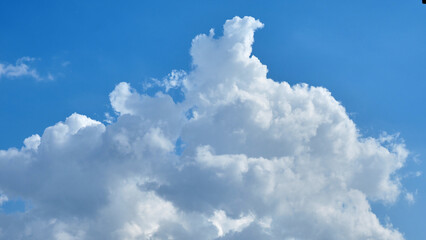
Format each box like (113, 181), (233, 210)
(0, 17), (408, 239)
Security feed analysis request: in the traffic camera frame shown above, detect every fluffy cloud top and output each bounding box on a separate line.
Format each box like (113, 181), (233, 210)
(0, 16), (408, 239)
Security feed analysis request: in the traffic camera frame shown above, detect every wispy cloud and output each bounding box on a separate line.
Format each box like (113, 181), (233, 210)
(0, 57), (53, 81)
(61, 61), (71, 67)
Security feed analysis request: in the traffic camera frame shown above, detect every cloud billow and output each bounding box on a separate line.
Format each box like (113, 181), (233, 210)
(0, 16), (408, 240)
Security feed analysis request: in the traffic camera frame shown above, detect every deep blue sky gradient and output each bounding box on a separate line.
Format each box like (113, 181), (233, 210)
(0, 0), (425, 238)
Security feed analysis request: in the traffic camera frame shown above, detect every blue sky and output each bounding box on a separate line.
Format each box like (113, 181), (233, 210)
(0, 0), (425, 239)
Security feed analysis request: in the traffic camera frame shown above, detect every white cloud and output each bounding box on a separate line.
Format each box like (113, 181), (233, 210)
(0, 16), (410, 239)
(143, 70), (187, 93)
(61, 61), (71, 67)
(405, 192), (415, 204)
(208, 210), (255, 237)
(0, 57), (53, 81)
(0, 193), (7, 206)
(23, 134), (41, 151)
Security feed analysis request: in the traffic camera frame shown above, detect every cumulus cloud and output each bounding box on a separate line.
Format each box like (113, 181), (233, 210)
(0, 57), (52, 81)
(0, 16), (409, 239)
